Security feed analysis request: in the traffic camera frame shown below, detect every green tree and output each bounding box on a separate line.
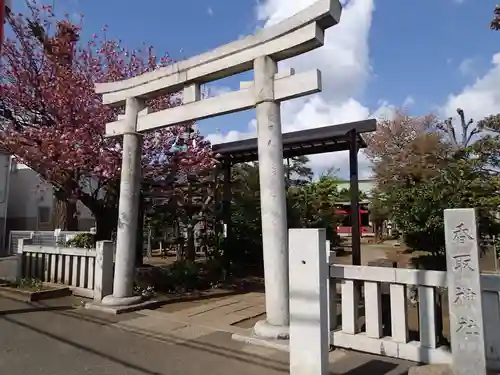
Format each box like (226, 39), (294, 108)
(228, 156), (341, 272)
(284, 156), (313, 188)
(391, 155), (500, 262)
(228, 162), (263, 270)
(337, 188), (368, 202)
(366, 109), (500, 268)
(368, 189), (391, 242)
(288, 175), (340, 244)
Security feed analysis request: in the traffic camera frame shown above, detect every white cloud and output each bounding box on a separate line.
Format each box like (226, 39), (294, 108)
(205, 85), (231, 97)
(402, 95), (415, 108)
(207, 130), (253, 144)
(458, 57), (477, 77)
(207, 6), (214, 16)
(442, 52), (500, 122)
(371, 100), (397, 120)
(207, 0), (377, 179)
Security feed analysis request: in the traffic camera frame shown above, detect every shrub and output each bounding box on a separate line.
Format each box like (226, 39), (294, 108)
(66, 233), (96, 249)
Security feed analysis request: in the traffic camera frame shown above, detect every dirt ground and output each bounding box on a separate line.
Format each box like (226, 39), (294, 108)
(335, 240), (500, 273)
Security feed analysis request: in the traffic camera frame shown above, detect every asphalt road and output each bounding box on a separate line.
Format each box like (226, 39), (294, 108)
(0, 295), (417, 375)
(0, 296), (289, 375)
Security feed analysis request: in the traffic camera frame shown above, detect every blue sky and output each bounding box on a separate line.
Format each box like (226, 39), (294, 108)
(12, 0), (500, 177)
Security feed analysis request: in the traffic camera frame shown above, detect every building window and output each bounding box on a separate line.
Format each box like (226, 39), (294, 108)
(38, 206), (51, 224)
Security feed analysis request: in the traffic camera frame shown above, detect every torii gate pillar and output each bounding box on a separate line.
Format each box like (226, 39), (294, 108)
(252, 56), (290, 338)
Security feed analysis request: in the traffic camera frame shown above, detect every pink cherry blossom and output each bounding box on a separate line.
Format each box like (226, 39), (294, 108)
(0, 1), (216, 232)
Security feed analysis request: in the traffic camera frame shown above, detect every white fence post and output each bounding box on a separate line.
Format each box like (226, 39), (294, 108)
(444, 208), (487, 375)
(289, 228), (329, 375)
(16, 238), (31, 279)
(94, 241), (114, 302)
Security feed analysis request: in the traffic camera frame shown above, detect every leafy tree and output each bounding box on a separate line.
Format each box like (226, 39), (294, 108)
(478, 114), (500, 133)
(474, 115), (500, 182)
(227, 156), (338, 272)
(288, 174), (340, 244)
(391, 155), (500, 261)
(284, 156), (313, 188)
(225, 162), (263, 273)
(368, 189), (391, 242)
(491, 5), (500, 30)
(0, 2), (213, 239)
(337, 187), (368, 202)
(366, 108), (500, 267)
(364, 110), (448, 191)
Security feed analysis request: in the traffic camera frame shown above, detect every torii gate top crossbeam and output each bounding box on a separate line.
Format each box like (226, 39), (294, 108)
(95, 0), (341, 107)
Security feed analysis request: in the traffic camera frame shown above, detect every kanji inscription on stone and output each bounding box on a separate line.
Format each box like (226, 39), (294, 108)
(452, 222), (474, 244)
(452, 253), (475, 272)
(444, 208), (486, 375)
(456, 317), (480, 336)
(453, 286), (477, 304)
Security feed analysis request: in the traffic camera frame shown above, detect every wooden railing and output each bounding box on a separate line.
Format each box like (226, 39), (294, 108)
(17, 238), (114, 301)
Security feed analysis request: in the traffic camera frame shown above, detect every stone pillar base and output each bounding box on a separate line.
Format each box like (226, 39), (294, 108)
(253, 319), (289, 340)
(101, 295), (143, 307)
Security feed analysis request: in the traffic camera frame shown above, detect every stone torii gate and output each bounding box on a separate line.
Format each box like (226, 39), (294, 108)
(95, 0), (343, 340)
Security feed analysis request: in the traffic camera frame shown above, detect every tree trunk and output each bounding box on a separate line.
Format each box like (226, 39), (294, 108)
(51, 198), (78, 230)
(94, 209), (117, 241)
(185, 223), (195, 261)
(374, 220), (384, 243)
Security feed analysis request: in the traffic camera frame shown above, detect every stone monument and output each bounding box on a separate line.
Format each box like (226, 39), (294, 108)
(444, 208), (487, 375)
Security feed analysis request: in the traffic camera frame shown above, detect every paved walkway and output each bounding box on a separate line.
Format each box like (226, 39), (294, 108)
(0, 294), (416, 375)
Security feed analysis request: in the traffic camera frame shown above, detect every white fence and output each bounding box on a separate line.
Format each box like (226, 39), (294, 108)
(289, 228), (500, 375)
(329, 265), (500, 367)
(17, 238), (114, 301)
(8, 230), (88, 255)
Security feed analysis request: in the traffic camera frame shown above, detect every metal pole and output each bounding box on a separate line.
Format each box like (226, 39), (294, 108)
(286, 157), (291, 190)
(494, 235), (498, 274)
(349, 130), (361, 266)
(222, 162), (232, 273)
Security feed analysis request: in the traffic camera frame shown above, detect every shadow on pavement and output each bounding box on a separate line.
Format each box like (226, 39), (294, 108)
(330, 360), (400, 375)
(0, 297), (413, 375)
(3, 315), (165, 375)
(0, 305), (74, 316)
(2, 300), (289, 374)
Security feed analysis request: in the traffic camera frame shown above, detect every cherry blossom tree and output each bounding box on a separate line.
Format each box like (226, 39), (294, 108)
(491, 5), (500, 30)
(0, 1), (215, 239)
(364, 110), (448, 190)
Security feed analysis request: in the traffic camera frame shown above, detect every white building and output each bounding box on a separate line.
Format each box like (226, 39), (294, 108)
(0, 151), (11, 254)
(0, 153), (95, 254)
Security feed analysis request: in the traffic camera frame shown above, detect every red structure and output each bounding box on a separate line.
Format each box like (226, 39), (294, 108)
(335, 201), (372, 235)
